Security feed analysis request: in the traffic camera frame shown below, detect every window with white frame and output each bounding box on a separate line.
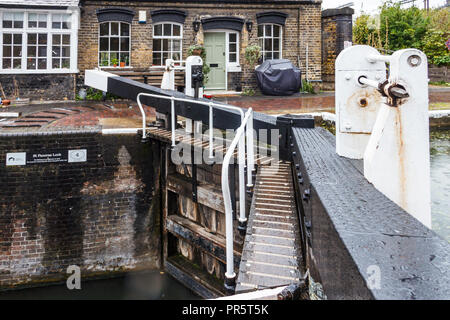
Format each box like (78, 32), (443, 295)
(99, 21), (130, 67)
(27, 33), (47, 70)
(228, 32), (238, 64)
(52, 34), (71, 69)
(0, 10), (77, 73)
(258, 24), (282, 61)
(152, 23), (182, 66)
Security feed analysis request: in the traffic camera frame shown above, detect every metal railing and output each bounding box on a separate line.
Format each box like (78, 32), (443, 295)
(221, 107), (253, 288)
(136, 93), (255, 288)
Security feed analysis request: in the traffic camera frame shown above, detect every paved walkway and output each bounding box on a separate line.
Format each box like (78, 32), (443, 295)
(1, 86), (448, 131)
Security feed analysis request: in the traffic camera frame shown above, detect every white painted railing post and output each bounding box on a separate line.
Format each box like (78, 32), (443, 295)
(137, 94), (147, 140)
(209, 102), (214, 160)
(246, 112), (255, 187)
(221, 108), (253, 292)
(171, 96), (176, 148)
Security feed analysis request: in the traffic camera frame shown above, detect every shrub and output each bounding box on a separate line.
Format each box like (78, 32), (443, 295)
(245, 45), (262, 68)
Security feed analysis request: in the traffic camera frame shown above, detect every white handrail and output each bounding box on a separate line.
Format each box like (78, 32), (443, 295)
(222, 108), (253, 284)
(136, 93), (254, 222)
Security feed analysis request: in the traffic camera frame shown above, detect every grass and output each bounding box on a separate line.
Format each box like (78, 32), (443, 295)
(429, 81), (450, 87)
(430, 102), (450, 110)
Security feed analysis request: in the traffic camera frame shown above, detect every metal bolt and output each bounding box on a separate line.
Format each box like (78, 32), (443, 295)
(407, 55), (421, 67)
(303, 189), (310, 201)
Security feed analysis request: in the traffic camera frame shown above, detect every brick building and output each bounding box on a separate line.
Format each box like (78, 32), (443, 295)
(78, 0), (322, 93)
(0, 0), (80, 101)
(0, 0), (324, 99)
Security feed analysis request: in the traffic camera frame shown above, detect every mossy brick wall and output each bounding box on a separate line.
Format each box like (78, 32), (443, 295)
(321, 9), (354, 91)
(78, 1), (322, 92)
(0, 74), (76, 102)
(0, 131), (161, 288)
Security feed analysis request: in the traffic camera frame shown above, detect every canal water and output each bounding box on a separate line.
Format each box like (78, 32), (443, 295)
(0, 271), (199, 300)
(430, 129), (450, 243)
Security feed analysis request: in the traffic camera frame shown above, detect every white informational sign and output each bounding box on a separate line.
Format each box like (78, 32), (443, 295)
(68, 149), (87, 163)
(139, 10), (146, 23)
(6, 152), (26, 166)
(5, 149), (87, 166)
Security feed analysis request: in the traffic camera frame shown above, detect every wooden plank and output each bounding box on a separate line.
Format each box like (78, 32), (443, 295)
(165, 256), (223, 299)
(167, 173), (225, 213)
(166, 214), (242, 266)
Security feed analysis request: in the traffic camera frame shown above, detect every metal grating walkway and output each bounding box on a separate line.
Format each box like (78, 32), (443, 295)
(236, 164), (304, 292)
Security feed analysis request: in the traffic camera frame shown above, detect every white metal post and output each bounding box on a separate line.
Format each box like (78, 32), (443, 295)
(246, 112), (254, 187)
(221, 109), (252, 287)
(161, 59), (175, 91)
(237, 111), (247, 225)
(171, 96), (176, 147)
(209, 102), (214, 159)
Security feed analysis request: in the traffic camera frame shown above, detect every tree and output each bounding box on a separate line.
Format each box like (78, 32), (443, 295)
(423, 8), (450, 65)
(379, 2), (429, 51)
(352, 1), (450, 66)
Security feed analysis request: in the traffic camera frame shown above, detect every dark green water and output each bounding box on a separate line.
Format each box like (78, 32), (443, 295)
(0, 271), (199, 300)
(430, 130), (450, 243)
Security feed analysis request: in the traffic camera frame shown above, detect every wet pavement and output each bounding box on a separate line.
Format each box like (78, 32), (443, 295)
(1, 87), (448, 131)
(214, 87), (449, 115)
(0, 101), (155, 132)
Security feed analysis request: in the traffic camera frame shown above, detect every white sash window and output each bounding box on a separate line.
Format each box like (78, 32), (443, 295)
(152, 22), (182, 66)
(98, 21), (131, 68)
(258, 24), (282, 61)
(0, 9), (79, 74)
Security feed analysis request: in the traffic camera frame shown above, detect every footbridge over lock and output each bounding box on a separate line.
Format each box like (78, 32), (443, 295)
(85, 47), (450, 300)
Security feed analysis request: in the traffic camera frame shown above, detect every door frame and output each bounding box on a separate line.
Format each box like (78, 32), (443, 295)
(203, 29), (240, 91)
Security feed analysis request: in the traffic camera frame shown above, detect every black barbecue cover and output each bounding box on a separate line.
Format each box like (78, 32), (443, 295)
(255, 59), (302, 96)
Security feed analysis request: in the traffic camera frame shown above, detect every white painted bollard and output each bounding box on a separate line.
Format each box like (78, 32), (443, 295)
(185, 55), (204, 98)
(364, 49), (431, 228)
(335, 45), (386, 159)
(161, 59), (176, 91)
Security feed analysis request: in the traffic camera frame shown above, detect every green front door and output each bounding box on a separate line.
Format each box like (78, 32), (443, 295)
(204, 32), (226, 90)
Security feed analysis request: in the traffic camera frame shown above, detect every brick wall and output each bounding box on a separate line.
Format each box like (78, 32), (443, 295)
(0, 74), (76, 101)
(78, 1), (322, 92)
(321, 8), (354, 91)
(0, 131), (161, 288)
